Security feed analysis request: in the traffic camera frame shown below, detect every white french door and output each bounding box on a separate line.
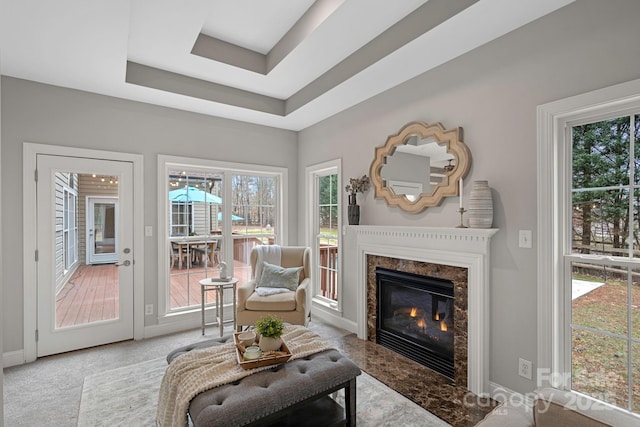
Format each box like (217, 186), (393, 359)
(36, 154), (134, 357)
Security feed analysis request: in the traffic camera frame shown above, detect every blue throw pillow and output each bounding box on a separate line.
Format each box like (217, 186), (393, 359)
(258, 262), (302, 291)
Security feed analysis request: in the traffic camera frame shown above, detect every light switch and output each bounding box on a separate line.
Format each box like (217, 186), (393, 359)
(145, 226), (153, 237)
(519, 230), (532, 248)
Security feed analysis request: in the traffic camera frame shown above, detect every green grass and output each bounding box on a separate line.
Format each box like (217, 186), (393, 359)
(571, 276), (640, 411)
(572, 273), (607, 283)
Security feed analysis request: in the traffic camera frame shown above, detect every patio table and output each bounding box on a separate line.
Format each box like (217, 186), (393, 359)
(170, 238), (218, 269)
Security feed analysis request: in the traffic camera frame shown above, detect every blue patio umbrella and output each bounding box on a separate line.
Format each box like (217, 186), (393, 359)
(169, 186), (222, 203)
(218, 212), (244, 221)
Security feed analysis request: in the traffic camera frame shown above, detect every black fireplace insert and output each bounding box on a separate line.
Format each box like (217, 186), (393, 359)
(376, 267), (455, 379)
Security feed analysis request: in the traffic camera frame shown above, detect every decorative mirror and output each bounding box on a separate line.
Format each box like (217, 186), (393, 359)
(369, 121), (471, 213)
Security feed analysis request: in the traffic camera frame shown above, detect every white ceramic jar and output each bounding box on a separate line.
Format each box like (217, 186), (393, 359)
(467, 180), (493, 228)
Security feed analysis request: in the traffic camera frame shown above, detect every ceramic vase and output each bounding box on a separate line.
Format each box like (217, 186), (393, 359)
(258, 336), (282, 352)
(467, 180), (493, 228)
(348, 193), (360, 225)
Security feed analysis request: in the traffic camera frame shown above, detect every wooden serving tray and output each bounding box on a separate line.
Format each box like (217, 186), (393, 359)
(233, 332), (292, 370)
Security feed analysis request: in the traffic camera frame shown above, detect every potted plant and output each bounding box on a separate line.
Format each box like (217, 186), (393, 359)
(255, 314), (285, 351)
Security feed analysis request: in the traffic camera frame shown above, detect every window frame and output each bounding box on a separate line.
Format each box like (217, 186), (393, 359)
(62, 183), (78, 273)
(158, 155), (287, 319)
(170, 201), (193, 237)
(306, 159), (342, 313)
(537, 78), (640, 421)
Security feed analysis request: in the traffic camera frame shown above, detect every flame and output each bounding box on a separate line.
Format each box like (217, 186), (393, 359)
(440, 320), (447, 332)
(416, 318), (426, 328)
(409, 307), (418, 317)
(434, 312), (440, 321)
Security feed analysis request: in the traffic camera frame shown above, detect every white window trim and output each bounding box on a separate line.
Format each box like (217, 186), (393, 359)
(537, 78), (640, 421)
(157, 154), (287, 319)
(305, 159), (342, 313)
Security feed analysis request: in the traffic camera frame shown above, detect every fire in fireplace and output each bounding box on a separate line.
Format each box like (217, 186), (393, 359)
(376, 267), (454, 379)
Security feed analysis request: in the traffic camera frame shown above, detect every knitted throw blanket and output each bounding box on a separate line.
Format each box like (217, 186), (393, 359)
(156, 325), (335, 427)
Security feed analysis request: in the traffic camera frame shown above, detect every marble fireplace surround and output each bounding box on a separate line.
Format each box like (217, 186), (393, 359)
(345, 225), (497, 397)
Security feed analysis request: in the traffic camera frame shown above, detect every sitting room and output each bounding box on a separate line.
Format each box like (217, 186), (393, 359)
(3, 1), (640, 426)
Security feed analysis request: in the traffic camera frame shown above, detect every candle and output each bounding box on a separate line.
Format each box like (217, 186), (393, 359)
(459, 178), (463, 209)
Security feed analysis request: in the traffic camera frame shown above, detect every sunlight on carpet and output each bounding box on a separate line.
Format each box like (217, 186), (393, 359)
(78, 357), (450, 426)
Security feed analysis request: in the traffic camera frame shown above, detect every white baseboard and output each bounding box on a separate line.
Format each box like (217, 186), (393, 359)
(489, 381), (534, 407)
(3, 349), (25, 368)
(310, 306), (357, 333)
(144, 305), (236, 339)
(143, 319), (201, 339)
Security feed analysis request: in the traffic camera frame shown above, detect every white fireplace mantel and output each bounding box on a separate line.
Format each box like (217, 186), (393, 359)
(344, 225), (498, 396)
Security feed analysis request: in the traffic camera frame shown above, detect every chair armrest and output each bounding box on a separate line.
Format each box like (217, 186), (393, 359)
(295, 277), (310, 312)
(237, 279), (257, 310)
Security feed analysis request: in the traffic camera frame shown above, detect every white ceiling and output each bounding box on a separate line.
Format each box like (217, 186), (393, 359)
(0, 0), (574, 131)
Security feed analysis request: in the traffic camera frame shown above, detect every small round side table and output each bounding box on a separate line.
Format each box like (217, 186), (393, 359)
(198, 277), (238, 336)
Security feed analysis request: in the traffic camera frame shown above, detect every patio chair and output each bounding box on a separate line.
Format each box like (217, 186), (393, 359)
(193, 241), (217, 267)
(236, 245), (311, 330)
(170, 241), (191, 269)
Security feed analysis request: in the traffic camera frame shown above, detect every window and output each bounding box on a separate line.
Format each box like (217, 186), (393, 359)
(307, 160), (341, 310)
(538, 79), (640, 421)
(231, 174), (278, 284)
(160, 156), (285, 315)
(569, 115), (640, 411)
(170, 202), (193, 237)
(62, 177), (78, 273)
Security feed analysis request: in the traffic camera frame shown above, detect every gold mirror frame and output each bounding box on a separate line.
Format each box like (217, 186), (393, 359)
(369, 121), (471, 213)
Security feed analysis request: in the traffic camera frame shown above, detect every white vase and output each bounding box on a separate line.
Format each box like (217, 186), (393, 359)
(467, 180), (493, 229)
(258, 336), (282, 352)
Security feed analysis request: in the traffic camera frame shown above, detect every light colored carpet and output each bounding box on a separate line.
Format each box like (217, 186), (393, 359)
(77, 357), (450, 426)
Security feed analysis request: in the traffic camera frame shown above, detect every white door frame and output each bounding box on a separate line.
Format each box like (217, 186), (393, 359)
(86, 196), (119, 264)
(23, 143), (145, 363)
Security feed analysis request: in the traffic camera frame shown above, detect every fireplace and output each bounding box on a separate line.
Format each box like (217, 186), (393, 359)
(346, 225), (497, 395)
(376, 268), (455, 379)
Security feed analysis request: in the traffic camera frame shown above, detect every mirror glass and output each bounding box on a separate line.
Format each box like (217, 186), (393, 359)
(370, 122), (470, 213)
(380, 135), (455, 201)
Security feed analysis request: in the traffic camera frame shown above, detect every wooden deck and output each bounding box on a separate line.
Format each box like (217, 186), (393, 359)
(55, 264), (119, 328)
(168, 260), (251, 309)
(55, 261), (252, 328)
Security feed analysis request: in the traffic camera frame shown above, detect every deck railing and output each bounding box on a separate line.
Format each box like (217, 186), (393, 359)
(319, 244), (338, 301)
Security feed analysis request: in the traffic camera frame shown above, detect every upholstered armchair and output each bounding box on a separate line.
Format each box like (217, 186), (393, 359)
(236, 245), (311, 330)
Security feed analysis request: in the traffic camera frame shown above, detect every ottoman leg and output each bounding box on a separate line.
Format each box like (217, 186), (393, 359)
(345, 377), (357, 426)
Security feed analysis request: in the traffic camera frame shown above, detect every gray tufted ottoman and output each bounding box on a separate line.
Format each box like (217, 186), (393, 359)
(167, 336), (362, 426)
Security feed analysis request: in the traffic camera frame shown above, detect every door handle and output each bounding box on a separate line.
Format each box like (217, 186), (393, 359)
(116, 260), (131, 267)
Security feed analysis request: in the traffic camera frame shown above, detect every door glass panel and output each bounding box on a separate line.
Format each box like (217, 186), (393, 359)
(93, 203), (116, 254)
(55, 173), (120, 329)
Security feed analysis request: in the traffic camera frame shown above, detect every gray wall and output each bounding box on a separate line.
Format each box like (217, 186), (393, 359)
(0, 77), (298, 353)
(380, 151), (431, 193)
(298, 0), (640, 394)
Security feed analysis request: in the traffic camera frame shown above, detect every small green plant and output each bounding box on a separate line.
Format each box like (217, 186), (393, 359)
(255, 315), (285, 338)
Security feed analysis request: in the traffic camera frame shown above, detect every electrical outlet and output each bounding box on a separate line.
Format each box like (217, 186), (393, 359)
(145, 304), (153, 315)
(519, 357), (532, 380)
